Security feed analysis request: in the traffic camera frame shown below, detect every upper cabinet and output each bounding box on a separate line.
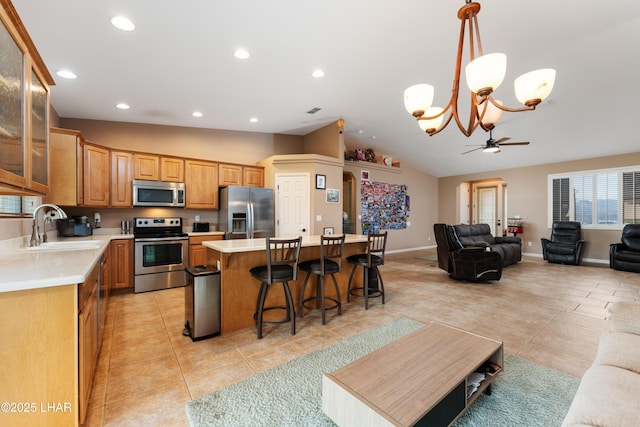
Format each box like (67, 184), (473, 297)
(0, 2), (54, 194)
(185, 160), (218, 209)
(83, 143), (110, 207)
(243, 166), (264, 187)
(133, 153), (184, 182)
(160, 156), (184, 182)
(219, 163), (242, 186)
(44, 128), (84, 206)
(110, 150), (133, 207)
(219, 163), (264, 187)
(133, 153), (159, 181)
(46, 129), (111, 207)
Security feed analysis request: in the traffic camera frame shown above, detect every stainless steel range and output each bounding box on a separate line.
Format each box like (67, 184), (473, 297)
(133, 217), (188, 293)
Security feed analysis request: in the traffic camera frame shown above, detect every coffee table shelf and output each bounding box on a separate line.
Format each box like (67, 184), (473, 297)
(322, 322), (503, 427)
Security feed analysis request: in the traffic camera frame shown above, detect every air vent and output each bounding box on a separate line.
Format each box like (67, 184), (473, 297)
(306, 107), (322, 114)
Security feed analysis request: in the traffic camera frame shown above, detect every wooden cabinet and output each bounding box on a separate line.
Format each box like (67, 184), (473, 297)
(133, 153), (159, 181)
(219, 163), (242, 186)
(185, 160), (219, 209)
(0, 2), (54, 194)
(111, 150), (133, 207)
(83, 143), (110, 207)
(189, 235), (222, 267)
(134, 154), (184, 182)
(111, 239), (133, 290)
(161, 156), (184, 182)
(99, 245), (111, 343)
(243, 166), (264, 187)
(219, 163), (264, 187)
(44, 127), (84, 206)
(78, 263), (99, 425)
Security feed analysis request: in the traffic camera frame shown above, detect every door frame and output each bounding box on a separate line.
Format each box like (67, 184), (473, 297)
(275, 172), (310, 237)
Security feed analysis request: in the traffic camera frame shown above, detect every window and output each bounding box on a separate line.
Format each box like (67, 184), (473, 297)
(549, 166), (640, 229)
(0, 196), (41, 217)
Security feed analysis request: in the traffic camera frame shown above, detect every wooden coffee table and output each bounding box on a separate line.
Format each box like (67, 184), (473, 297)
(322, 321), (503, 426)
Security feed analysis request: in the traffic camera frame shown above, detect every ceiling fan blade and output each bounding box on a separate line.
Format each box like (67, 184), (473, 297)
(494, 137), (511, 144)
(498, 141), (530, 146)
(462, 147), (484, 154)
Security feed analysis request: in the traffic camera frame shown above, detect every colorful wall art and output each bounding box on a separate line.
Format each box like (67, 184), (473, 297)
(360, 181), (409, 234)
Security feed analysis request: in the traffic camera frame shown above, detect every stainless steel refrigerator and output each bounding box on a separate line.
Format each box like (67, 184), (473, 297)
(218, 186), (275, 239)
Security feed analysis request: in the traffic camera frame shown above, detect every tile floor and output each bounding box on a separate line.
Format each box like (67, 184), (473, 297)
(85, 251), (639, 426)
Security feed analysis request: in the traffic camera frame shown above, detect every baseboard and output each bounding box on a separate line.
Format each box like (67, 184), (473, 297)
(387, 245), (436, 255)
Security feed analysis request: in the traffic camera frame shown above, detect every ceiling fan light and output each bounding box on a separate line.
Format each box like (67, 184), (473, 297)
(418, 107), (444, 133)
(404, 84), (434, 117)
(465, 53), (506, 96)
(481, 100), (503, 128)
(483, 145), (500, 153)
(514, 68), (556, 106)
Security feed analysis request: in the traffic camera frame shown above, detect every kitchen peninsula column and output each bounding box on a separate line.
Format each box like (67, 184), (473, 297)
(203, 235), (369, 333)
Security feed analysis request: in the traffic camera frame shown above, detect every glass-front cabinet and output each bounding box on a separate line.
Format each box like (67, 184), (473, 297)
(0, 2), (53, 194)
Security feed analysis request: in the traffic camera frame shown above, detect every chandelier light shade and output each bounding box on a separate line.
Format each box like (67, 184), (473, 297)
(465, 53), (507, 96)
(514, 68), (556, 107)
(480, 100), (503, 128)
(418, 107), (444, 133)
(404, 84), (434, 117)
(405, 1), (555, 137)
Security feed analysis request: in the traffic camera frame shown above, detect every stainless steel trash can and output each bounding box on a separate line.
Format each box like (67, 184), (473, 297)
(184, 265), (220, 341)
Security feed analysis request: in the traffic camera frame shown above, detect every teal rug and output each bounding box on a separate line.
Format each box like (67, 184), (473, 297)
(185, 318), (579, 426)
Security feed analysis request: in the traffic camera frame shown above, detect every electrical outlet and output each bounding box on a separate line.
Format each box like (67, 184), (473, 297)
(527, 241), (532, 247)
(427, 236), (431, 241)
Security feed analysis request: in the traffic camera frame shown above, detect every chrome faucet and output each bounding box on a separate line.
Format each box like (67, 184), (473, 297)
(30, 203), (68, 247)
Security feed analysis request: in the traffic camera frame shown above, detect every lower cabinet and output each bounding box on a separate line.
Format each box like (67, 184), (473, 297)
(111, 239), (133, 290)
(78, 263), (99, 425)
(189, 235), (222, 266)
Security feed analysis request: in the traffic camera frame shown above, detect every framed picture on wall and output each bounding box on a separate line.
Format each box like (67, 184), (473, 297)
(323, 227), (334, 235)
(315, 174), (326, 189)
(326, 189), (340, 203)
(361, 170), (370, 181)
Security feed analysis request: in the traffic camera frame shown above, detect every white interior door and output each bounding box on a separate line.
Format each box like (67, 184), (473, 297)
(276, 173), (310, 237)
(477, 187), (497, 235)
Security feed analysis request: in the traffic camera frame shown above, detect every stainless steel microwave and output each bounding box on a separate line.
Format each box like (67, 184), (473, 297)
(133, 179), (185, 207)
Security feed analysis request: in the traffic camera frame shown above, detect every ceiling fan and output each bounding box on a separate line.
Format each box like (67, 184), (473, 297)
(462, 128), (530, 154)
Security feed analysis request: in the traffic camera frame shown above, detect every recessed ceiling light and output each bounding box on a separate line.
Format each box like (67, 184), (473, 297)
(111, 16), (135, 31)
(312, 69), (325, 78)
(192, 111), (203, 118)
(234, 49), (250, 59)
(249, 117), (259, 123)
(56, 70), (77, 79)
(115, 103), (130, 110)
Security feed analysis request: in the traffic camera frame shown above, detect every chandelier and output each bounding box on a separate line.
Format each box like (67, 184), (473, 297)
(403, 1), (556, 137)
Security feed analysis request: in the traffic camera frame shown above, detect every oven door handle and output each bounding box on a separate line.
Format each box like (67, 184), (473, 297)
(134, 237), (188, 243)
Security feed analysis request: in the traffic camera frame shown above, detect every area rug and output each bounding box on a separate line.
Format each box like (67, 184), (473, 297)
(185, 318), (579, 426)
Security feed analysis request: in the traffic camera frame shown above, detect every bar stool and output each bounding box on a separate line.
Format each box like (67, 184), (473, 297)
(346, 232), (387, 310)
(298, 234), (346, 325)
(249, 236), (302, 339)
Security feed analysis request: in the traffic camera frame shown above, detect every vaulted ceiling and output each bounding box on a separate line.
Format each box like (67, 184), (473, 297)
(13, 0), (640, 177)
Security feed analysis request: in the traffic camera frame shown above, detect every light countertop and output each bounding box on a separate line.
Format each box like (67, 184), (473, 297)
(0, 230), (131, 294)
(203, 234), (368, 253)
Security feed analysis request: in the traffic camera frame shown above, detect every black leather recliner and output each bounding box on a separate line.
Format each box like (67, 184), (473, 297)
(541, 221), (585, 265)
(452, 223), (522, 267)
(434, 224), (502, 281)
(610, 224), (640, 273)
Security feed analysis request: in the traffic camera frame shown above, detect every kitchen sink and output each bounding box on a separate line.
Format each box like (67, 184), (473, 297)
(18, 240), (104, 252)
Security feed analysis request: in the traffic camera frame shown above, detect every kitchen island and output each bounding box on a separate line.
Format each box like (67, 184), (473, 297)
(203, 235), (370, 333)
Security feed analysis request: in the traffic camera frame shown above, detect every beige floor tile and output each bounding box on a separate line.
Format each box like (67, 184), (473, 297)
(83, 252), (639, 426)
